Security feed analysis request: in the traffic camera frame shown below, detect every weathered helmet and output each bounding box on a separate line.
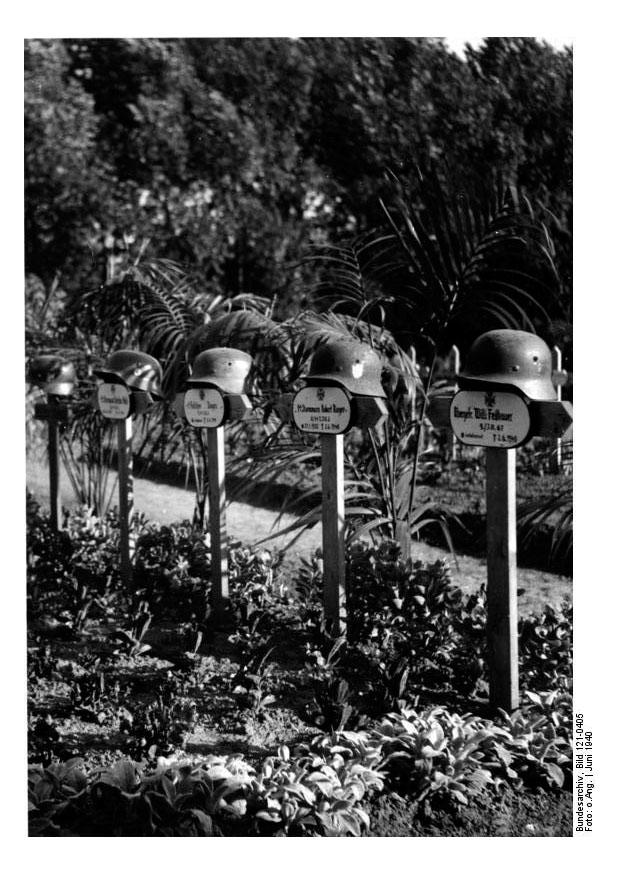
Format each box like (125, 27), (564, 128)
(94, 350), (164, 399)
(28, 355), (76, 397)
(187, 347), (252, 394)
(306, 338), (386, 398)
(458, 329), (556, 401)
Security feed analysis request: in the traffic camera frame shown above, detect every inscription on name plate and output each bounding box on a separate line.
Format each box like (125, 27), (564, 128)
(97, 383), (131, 419)
(293, 386), (352, 434)
(450, 390), (531, 448)
(184, 388), (226, 428)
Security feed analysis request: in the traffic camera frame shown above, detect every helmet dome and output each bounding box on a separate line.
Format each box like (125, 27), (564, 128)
(28, 355), (76, 397)
(459, 330), (556, 401)
(94, 350), (163, 399)
(187, 347), (252, 395)
(306, 338), (386, 398)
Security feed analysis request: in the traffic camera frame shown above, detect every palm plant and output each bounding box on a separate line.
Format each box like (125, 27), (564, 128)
(517, 486), (572, 573)
(227, 308), (455, 554)
(247, 164), (560, 555)
(31, 241), (275, 523)
(376, 164), (558, 549)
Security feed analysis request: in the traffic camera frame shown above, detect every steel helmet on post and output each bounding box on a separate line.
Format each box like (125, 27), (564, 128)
(306, 338), (386, 398)
(187, 347), (252, 395)
(458, 329), (556, 401)
(28, 355), (76, 397)
(94, 350), (164, 399)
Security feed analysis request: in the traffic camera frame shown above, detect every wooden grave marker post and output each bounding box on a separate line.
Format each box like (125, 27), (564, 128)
(292, 385), (387, 636)
(426, 384), (573, 713)
(485, 446), (519, 710)
(116, 416), (134, 587)
(96, 382), (134, 587)
(30, 356), (75, 531)
(93, 350), (163, 591)
(183, 386), (252, 619)
(321, 433), (346, 635)
(207, 424), (228, 614)
(551, 346), (569, 474)
(448, 345), (461, 462)
(33, 399), (70, 531)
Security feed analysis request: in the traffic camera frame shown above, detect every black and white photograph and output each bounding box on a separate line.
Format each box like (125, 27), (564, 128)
(12, 3), (609, 854)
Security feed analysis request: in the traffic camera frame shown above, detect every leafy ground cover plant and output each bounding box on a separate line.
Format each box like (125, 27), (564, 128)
(26, 498), (572, 835)
(28, 691), (572, 836)
(519, 602), (572, 690)
(340, 541), (488, 701)
(109, 600), (153, 658)
(133, 522), (212, 621)
(231, 645), (278, 718)
(27, 735), (385, 837)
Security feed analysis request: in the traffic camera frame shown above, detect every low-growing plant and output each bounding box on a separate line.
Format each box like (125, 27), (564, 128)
(249, 737), (385, 836)
(375, 656), (411, 714)
(308, 676), (367, 732)
(303, 635), (365, 730)
(28, 714), (62, 767)
(120, 689), (199, 761)
(227, 609), (273, 660)
(133, 522), (211, 621)
(374, 707), (500, 805)
(110, 600), (153, 658)
(28, 642), (59, 682)
(232, 645), (278, 717)
(519, 602), (573, 690)
(28, 732), (386, 837)
(65, 505), (124, 592)
(69, 671), (129, 726)
(496, 693), (572, 790)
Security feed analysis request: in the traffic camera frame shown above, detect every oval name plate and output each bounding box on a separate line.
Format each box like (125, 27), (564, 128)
(293, 386), (352, 434)
(184, 387), (225, 428)
(450, 390), (531, 448)
(97, 383), (131, 419)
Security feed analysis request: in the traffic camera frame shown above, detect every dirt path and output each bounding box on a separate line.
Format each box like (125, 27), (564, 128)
(26, 457), (571, 614)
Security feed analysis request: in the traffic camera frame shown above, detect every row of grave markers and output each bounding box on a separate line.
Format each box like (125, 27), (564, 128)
(30, 331), (573, 713)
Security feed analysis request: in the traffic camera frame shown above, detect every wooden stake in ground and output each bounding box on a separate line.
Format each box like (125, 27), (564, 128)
(47, 414), (61, 531)
(448, 345), (461, 462)
(207, 425), (229, 616)
(116, 417), (134, 588)
(291, 384), (386, 636)
(183, 380), (252, 621)
(33, 397), (71, 531)
(485, 447), (519, 711)
(551, 346), (566, 474)
(321, 433), (346, 636)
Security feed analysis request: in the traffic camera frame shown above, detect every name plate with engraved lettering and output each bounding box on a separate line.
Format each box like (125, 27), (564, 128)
(184, 388), (226, 428)
(450, 390), (531, 448)
(97, 383), (131, 420)
(293, 386), (352, 434)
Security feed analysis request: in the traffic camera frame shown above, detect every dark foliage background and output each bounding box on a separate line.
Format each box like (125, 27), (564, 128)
(24, 37), (572, 359)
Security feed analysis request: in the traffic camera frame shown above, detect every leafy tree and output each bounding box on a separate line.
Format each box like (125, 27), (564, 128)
(25, 36), (572, 344)
(24, 40), (112, 288)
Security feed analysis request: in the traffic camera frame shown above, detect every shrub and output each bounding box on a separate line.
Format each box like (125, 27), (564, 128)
(133, 521), (211, 620)
(343, 541), (487, 699)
